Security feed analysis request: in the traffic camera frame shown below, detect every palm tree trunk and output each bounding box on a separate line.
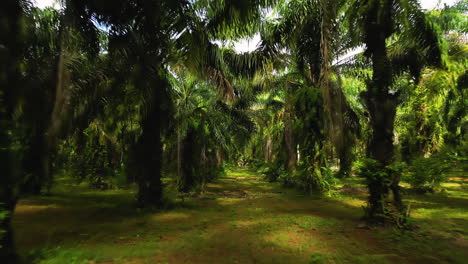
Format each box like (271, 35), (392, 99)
(216, 148), (223, 168)
(180, 130), (196, 192)
(21, 132), (44, 194)
(0, 199), (17, 263)
(0, 119), (20, 263)
(319, 0), (335, 138)
(337, 141), (352, 178)
(43, 21), (71, 194)
(284, 90), (296, 172)
(0, 2), (23, 261)
(264, 134), (272, 163)
(364, 34), (402, 221)
(135, 71), (165, 206)
(0, 131), (20, 262)
(177, 129), (183, 188)
(135, 105), (163, 207)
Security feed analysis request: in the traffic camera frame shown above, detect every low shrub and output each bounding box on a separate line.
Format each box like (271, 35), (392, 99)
(404, 154), (451, 193)
(257, 162), (288, 183)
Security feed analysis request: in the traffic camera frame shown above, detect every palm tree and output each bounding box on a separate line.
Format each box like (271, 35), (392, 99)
(59, 0), (276, 206)
(20, 7), (65, 195)
(346, 0), (444, 222)
(167, 66), (256, 192)
(397, 3), (468, 159)
(1, 0), (34, 261)
(257, 0), (359, 187)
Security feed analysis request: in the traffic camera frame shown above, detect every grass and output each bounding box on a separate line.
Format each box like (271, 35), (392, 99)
(13, 168), (468, 264)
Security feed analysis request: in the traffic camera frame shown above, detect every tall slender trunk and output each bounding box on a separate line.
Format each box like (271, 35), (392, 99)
(284, 88), (296, 172)
(319, 0), (335, 137)
(319, 0), (348, 171)
(200, 146), (207, 190)
(177, 129), (184, 190)
(264, 134), (272, 163)
(42, 22), (71, 194)
(216, 148), (223, 168)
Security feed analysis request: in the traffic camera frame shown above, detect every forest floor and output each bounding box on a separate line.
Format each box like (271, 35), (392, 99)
(14, 168), (468, 264)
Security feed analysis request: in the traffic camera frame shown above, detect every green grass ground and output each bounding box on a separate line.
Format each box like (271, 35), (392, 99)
(13, 169), (468, 264)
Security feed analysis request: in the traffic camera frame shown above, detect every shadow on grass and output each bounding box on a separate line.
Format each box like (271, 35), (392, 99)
(13, 169), (468, 264)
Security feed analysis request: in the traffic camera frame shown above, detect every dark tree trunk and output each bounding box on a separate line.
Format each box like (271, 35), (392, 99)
(177, 130), (184, 190)
(0, 115), (20, 264)
(179, 130), (196, 193)
(134, 77), (165, 207)
(0, 197), (18, 263)
(21, 130), (53, 195)
(284, 117), (296, 172)
(337, 142), (352, 178)
(135, 107), (163, 207)
(364, 33), (403, 222)
(0, 131), (20, 262)
(284, 88), (297, 173)
(0, 1), (23, 261)
(21, 133), (45, 194)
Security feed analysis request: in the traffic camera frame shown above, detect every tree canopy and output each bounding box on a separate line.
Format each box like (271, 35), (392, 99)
(1, 0), (467, 262)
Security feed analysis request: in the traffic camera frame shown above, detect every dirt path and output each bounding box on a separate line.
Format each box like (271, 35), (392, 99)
(14, 169), (468, 264)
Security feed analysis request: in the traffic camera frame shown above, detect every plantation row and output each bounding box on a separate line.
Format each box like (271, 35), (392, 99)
(1, 0), (467, 262)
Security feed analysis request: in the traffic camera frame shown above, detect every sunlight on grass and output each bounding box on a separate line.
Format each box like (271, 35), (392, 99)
(14, 169), (468, 264)
(151, 212), (191, 222)
(412, 207), (468, 219)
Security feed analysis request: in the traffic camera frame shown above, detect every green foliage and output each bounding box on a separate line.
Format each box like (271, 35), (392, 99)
(40, 250), (93, 264)
(308, 252), (328, 264)
(292, 164), (336, 195)
(395, 4), (467, 161)
(0, 208), (10, 249)
(258, 162), (288, 183)
(258, 161), (336, 196)
(355, 158), (406, 183)
(403, 152), (452, 193)
(61, 125), (120, 190)
(355, 158), (408, 223)
(3, 0), (468, 259)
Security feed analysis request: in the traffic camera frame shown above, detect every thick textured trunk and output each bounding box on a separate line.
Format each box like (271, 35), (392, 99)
(136, 116), (163, 207)
(0, 2), (22, 261)
(135, 99), (163, 207)
(364, 34), (403, 222)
